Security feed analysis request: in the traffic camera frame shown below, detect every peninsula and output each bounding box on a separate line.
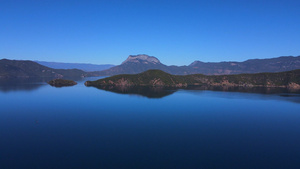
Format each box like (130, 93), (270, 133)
(85, 69), (300, 90)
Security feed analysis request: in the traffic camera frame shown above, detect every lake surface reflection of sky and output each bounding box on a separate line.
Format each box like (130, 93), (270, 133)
(0, 78), (300, 169)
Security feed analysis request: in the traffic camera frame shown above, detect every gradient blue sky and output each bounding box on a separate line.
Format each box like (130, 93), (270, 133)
(1, 0), (299, 65)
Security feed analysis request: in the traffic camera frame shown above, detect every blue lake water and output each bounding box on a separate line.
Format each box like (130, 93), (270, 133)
(1, 77), (300, 169)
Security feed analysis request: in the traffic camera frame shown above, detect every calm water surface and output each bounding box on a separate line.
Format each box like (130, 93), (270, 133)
(1, 77), (300, 169)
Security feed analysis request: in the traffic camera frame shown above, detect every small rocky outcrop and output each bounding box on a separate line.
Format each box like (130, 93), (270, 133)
(287, 82), (300, 90)
(48, 79), (77, 87)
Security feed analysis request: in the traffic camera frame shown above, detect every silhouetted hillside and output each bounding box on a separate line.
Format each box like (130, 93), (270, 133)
(0, 59), (87, 78)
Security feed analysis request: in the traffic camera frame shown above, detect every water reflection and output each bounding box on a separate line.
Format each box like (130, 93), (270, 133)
(185, 85), (300, 94)
(0, 76), (87, 92)
(1, 77), (300, 103)
(89, 85), (300, 103)
(88, 85), (177, 98)
(0, 78), (48, 92)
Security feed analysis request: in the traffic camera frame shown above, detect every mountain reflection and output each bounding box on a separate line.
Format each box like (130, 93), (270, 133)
(0, 84), (46, 92)
(89, 85), (177, 98)
(184, 86), (300, 103)
(0, 76), (89, 93)
(185, 85), (300, 94)
(89, 85), (300, 103)
(0, 78), (48, 93)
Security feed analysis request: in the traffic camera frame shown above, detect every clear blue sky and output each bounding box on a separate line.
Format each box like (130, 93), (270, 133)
(1, 0), (299, 65)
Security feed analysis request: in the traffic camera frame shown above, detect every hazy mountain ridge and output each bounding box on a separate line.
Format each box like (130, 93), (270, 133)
(36, 61), (114, 72)
(0, 59), (87, 78)
(92, 54), (300, 76)
(2, 54), (300, 78)
(189, 56), (300, 75)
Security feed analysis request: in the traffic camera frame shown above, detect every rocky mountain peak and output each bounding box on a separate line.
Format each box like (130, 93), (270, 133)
(189, 60), (204, 66)
(121, 54), (161, 65)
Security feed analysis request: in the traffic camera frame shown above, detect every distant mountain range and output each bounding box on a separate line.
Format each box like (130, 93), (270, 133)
(1, 54), (300, 78)
(36, 61), (114, 72)
(0, 59), (86, 78)
(93, 54), (300, 76)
